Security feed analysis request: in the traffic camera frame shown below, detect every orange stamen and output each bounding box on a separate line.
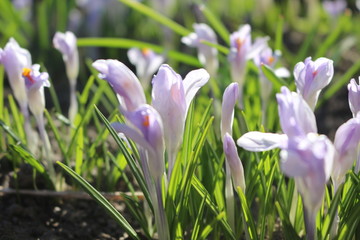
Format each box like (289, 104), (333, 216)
(312, 70), (318, 77)
(22, 68), (34, 83)
(141, 48), (151, 57)
(235, 38), (243, 51)
(143, 115), (150, 127)
(268, 56), (275, 65)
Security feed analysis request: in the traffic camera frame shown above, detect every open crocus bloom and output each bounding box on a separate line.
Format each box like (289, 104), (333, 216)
(0, 38), (32, 104)
(53, 31), (79, 82)
(237, 86), (333, 217)
(127, 48), (164, 90)
(348, 77), (360, 118)
(152, 64), (209, 176)
(112, 104), (165, 179)
(293, 57), (334, 110)
(92, 59), (146, 112)
(181, 23), (218, 76)
(22, 64), (50, 117)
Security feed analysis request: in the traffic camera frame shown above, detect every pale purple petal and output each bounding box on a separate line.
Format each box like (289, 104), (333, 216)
(152, 64), (186, 153)
(221, 83), (239, 137)
(223, 133), (246, 192)
(237, 131), (288, 151)
(92, 59), (146, 112)
(276, 86), (317, 138)
(182, 68), (210, 114)
(348, 78), (360, 117)
(333, 117), (360, 183)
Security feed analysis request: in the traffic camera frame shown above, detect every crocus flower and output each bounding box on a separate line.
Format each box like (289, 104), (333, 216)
(253, 46), (290, 113)
(228, 24), (268, 107)
(22, 64), (55, 180)
(237, 86), (333, 240)
(152, 64), (209, 178)
(92, 59), (146, 112)
(332, 117), (360, 188)
(181, 23), (219, 77)
(323, 0), (347, 17)
(0, 38), (36, 149)
(112, 104), (170, 240)
(348, 78), (360, 118)
(53, 31), (79, 123)
(293, 57), (334, 110)
(127, 48), (164, 90)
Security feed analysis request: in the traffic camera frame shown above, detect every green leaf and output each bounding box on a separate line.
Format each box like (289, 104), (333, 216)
(261, 64), (289, 91)
(75, 126), (84, 174)
(78, 38), (201, 67)
(57, 161), (140, 240)
(117, 0), (191, 36)
(237, 187), (259, 240)
(9, 144), (54, 189)
(275, 201), (300, 240)
(199, 4), (230, 45)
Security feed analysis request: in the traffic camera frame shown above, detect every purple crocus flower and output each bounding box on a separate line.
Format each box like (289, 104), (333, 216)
(333, 117), (360, 188)
(237, 86), (333, 240)
(53, 31), (79, 123)
(152, 64), (209, 178)
(127, 48), (164, 90)
(294, 57), (334, 110)
(22, 64), (55, 179)
(348, 78), (360, 118)
(221, 83), (239, 137)
(0, 38), (36, 149)
(228, 24), (268, 107)
(323, 0), (347, 17)
(22, 64), (50, 117)
(181, 23), (219, 77)
(92, 59), (146, 112)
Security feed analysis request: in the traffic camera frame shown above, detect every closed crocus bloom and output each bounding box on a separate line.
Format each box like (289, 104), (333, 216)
(22, 64), (50, 117)
(0, 38), (32, 104)
(53, 31), (79, 82)
(112, 104), (165, 178)
(294, 57), (334, 110)
(223, 133), (245, 192)
(348, 78), (360, 118)
(127, 48), (164, 90)
(333, 118), (360, 186)
(152, 64), (209, 177)
(92, 59), (146, 112)
(221, 83), (239, 137)
(181, 23), (218, 76)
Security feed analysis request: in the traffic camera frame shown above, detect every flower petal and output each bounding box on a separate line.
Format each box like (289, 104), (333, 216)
(237, 131), (287, 151)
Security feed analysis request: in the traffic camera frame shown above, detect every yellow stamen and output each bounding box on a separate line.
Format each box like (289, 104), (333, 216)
(268, 56), (275, 65)
(235, 38), (243, 51)
(22, 68), (34, 83)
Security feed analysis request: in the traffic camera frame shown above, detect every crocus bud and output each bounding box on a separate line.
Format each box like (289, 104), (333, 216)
(53, 31), (79, 82)
(181, 23), (218, 76)
(0, 38), (32, 104)
(276, 86), (317, 138)
(333, 117), (360, 185)
(92, 59), (146, 112)
(221, 83), (239, 137)
(112, 104), (165, 179)
(127, 48), (164, 90)
(348, 78), (360, 118)
(223, 133), (246, 192)
(22, 64), (50, 117)
(293, 57), (334, 110)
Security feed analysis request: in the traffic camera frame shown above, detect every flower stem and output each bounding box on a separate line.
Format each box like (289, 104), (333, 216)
(154, 177), (169, 240)
(303, 206), (317, 240)
(225, 161), (235, 232)
(68, 80), (78, 124)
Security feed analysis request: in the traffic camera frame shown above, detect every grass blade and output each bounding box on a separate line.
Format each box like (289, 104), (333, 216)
(57, 161), (140, 240)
